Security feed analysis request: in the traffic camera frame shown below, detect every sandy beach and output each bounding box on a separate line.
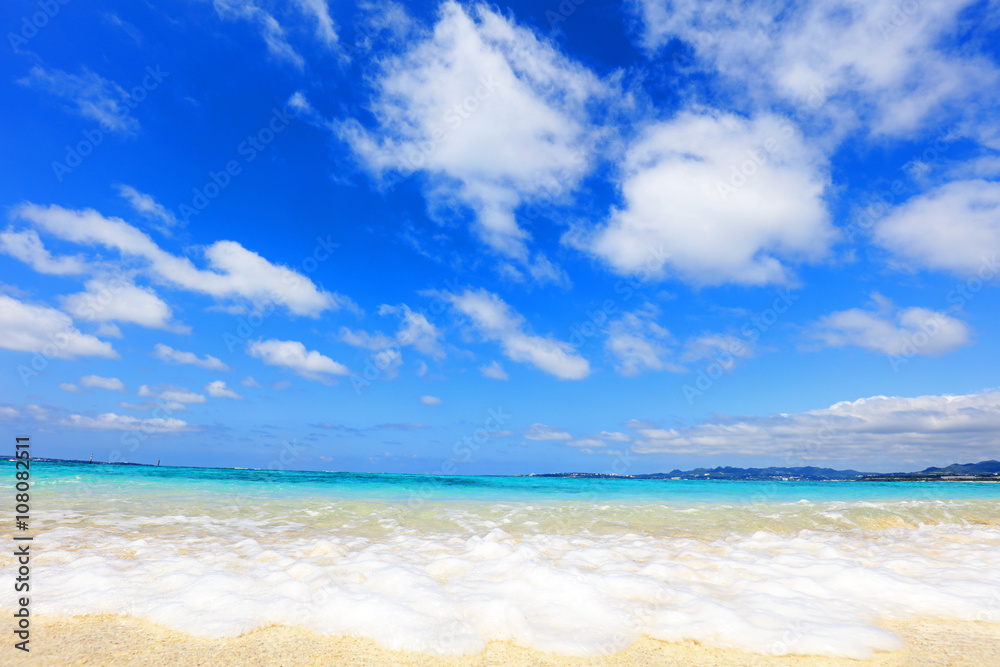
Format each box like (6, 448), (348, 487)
(10, 614), (1000, 666)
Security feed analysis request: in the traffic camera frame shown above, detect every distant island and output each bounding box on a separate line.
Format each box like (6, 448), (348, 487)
(5, 457), (1000, 481)
(526, 460), (1000, 482)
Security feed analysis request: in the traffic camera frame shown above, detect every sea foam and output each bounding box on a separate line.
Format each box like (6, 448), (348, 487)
(10, 497), (1000, 659)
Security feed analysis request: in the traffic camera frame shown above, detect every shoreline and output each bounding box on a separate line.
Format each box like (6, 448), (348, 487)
(12, 614), (1000, 666)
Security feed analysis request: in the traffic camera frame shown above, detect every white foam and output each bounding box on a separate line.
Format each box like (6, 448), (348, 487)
(5, 501), (1000, 659)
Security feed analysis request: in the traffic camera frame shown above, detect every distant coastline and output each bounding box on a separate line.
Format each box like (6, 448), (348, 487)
(6, 457), (1000, 481)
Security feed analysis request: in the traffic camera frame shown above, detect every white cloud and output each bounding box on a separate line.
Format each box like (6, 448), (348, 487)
(0, 406), (19, 419)
(80, 375), (126, 392)
(153, 344), (229, 371)
(339, 304), (445, 381)
(598, 431), (632, 442)
(337, 1), (611, 277)
(578, 111), (834, 286)
(13, 203), (347, 317)
(96, 323), (122, 338)
(680, 333), (756, 369)
(59, 382), (81, 393)
(420, 395), (442, 406)
(247, 339), (350, 381)
(566, 438), (606, 448)
(296, 0), (338, 48)
(241, 375), (261, 387)
(25, 404), (48, 421)
(811, 295), (971, 357)
(379, 304), (445, 359)
(0, 294), (117, 359)
(873, 180), (1000, 276)
(606, 307), (679, 376)
(206, 380), (244, 399)
(630, 390), (1000, 462)
(60, 278), (186, 332)
(138, 384), (206, 404)
(339, 327), (396, 351)
(444, 288), (589, 380)
(522, 423), (572, 441)
(479, 360), (508, 380)
(632, 0), (999, 138)
(18, 65), (139, 134)
(213, 0), (304, 68)
(116, 185), (178, 230)
(61, 412), (190, 433)
(0, 228), (86, 275)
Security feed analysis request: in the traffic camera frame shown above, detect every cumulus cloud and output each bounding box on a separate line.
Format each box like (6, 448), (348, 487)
(0, 228), (86, 275)
(630, 390), (1000, 462)
(337, 1), (611, 277)
(79, 375), (126, 392)
(206, 380), (243, 399)
(479, 360), (508, 380)
(12, 203), (347, 317)
(0, 294), (117, 359)
(811, 294), (971, 357)
(241, 375), (261, 387)
(59, 382), (80, 393)
(443, 288), (589, 379)
(577, 111), (834, 286)
(522, 423), (572, 441)
(247, 339), (350, 381)
(598, 431), (632, 442)
(153, 344), (229, 371)
(18, 65), (139, 134)
(873, 180), (1000, 276)
(632, 0), (1000, 138)
(138, 384), (206, 405)
(61, 412), (190, 433)
(420, 395), (442, 406)
(60, 277), (186, 332)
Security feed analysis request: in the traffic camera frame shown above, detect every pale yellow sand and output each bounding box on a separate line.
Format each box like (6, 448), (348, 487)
(6, 615), (1000, 666)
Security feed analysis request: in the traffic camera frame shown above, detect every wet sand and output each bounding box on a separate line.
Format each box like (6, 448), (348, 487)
(9, 614), (1000, 666)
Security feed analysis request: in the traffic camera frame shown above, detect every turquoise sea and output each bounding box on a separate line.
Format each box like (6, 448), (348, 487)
(8, 461), (1000, 658)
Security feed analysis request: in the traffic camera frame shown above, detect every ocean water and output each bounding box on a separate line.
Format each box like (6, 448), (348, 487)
(8, 461), (1000, 659)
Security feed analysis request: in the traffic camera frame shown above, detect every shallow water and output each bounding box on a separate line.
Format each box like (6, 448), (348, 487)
(9, 461), (1000, 658)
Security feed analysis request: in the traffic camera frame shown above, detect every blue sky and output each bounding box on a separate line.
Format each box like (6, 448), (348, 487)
(2, 0), (1000, 474)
